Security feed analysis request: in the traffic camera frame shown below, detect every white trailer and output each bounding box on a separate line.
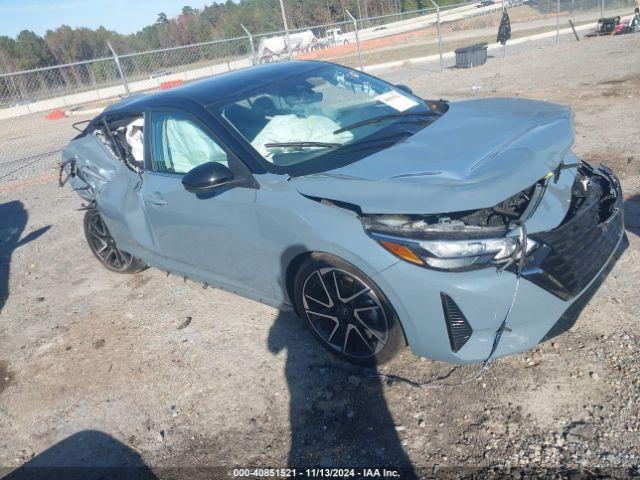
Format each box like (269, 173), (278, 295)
(256, 30), (318, 63)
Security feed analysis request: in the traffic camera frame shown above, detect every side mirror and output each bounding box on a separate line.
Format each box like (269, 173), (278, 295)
(182, 162), (234, 193)
(395, 84), (414, 95)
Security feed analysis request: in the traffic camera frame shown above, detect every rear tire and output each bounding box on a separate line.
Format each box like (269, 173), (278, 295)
(293, 253), (404, 366)
(83, 209), (147, 274)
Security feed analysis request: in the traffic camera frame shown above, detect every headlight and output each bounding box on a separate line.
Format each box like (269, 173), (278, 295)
(360, 182), (544, 272)
(369, 231), (536, 271)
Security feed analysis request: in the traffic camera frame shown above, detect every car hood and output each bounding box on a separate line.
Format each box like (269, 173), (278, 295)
(289, 98), (574, 214)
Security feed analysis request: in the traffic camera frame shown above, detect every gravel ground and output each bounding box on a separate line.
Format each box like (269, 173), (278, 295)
(0, 33), (639, 479)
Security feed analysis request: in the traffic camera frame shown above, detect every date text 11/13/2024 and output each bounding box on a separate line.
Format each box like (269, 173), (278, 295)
(232, 468), (401, 478)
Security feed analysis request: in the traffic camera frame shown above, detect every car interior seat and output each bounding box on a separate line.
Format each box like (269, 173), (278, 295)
(224, 104), (268, 140)
(251, 96), (280, 117)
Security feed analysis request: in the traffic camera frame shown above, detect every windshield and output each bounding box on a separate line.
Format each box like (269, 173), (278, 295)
(215, 64), (445, 174)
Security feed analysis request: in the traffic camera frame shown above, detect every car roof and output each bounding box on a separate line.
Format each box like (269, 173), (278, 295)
(103, 60), (328, 115)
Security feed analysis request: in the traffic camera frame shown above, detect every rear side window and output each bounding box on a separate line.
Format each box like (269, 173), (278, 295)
(91, 114), (144, 173)
(151, 112), (228, 174)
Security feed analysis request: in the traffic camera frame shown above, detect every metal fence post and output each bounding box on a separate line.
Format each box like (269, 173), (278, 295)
(503, 0), (507, 58)
(346, 10), (364, 71)
(279, 0), (292, 59)
(429, 0), (444, 72)
(240, 24), (256, 65)
(107, 42), (130, 96)
(556, 0), (560, 44)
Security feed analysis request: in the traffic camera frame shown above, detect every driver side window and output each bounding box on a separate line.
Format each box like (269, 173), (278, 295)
(151, 112), (228, 174)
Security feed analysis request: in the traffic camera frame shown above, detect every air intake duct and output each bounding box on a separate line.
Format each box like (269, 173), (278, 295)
(440, 292), (473, 353)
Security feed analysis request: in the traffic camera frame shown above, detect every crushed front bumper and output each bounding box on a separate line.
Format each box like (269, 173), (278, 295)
(517, 163), (625, 301)
(520, 163), (627, 340)
(373, 163), (627, 364)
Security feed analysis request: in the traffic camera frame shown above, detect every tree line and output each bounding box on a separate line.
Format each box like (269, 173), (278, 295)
(0, 0), (441, 73)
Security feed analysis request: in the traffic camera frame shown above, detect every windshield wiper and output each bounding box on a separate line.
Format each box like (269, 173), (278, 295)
(264, 141), (343, 149)
(333, 111), (439, 135)
(332, 131), (413, 154)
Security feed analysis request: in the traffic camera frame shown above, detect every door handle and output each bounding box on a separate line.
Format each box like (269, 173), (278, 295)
(145, 193), (168, 206)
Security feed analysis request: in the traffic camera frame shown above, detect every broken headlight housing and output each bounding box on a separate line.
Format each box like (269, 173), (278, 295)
(361, 185), (540, 271)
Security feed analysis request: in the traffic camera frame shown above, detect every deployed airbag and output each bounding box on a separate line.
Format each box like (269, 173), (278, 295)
(125, 118), (144, 163)
(251, 114), (353, 161)
(163, 117), (228, 172)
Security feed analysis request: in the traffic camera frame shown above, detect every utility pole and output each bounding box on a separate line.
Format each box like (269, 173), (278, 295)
(279, 0), (292, 59)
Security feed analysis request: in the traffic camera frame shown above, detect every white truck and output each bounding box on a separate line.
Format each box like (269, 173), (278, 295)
(320, 28), (349, 47)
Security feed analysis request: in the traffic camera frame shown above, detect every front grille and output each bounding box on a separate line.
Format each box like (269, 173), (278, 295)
(440, 293), (473, 352)
(541, 234), (628, 342)
(521, 165), (625, 300)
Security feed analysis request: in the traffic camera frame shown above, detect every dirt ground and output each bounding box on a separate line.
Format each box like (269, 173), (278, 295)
(1, 33), (640, 479)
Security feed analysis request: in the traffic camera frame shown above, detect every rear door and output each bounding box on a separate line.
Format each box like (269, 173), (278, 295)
(139, 109), (273, 299)
(64, 113), (155, 257)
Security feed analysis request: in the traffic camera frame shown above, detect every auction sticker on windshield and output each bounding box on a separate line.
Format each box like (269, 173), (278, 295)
(375, 91), (419, 112)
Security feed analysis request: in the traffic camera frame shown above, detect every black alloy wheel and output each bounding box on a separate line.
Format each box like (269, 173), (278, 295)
(294, 254), (404, 365)
(83, 209), (146, 274)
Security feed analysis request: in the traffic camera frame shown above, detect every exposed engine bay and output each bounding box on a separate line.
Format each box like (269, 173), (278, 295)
(360, 181), (541, 240)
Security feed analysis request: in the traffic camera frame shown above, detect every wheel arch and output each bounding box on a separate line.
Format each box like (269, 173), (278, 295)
(284, 249), (409, 347)
(284, 250), (313, 316)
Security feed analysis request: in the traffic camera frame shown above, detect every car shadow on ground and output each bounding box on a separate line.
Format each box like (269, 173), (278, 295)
(267, 312), (416, 477)
(0, 200), (50, 314)
(1, 430), (156, 480)
(624, 194), (640, 237)
(267, 247), (416, 477)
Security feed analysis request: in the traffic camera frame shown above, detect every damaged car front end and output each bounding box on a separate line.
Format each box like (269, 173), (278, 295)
(353, 163), (626, 363)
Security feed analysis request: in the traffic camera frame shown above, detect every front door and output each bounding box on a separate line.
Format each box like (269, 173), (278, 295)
(139, 110), (272, 299)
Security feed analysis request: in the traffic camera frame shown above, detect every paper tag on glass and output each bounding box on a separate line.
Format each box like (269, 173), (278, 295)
(375, 91), (419, 112)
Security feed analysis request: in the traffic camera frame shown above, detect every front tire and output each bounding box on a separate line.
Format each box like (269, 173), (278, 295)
(293, 253), (404, 366)
(83, 209), (146, 274)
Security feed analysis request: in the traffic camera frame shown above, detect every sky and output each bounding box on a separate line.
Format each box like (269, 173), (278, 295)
(0, 0), (211, 38)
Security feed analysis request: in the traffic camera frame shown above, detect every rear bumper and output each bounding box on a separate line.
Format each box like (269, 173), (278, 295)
(373, 164), (627, 364)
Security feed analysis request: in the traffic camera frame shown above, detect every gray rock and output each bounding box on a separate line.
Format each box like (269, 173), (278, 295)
(565, 422), (595, 441)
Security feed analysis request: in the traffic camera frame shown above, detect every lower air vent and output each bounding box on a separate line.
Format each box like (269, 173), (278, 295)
(440, 293), (473, 353)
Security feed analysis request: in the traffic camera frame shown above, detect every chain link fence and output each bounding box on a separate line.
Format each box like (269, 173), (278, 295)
(1, 0), (638, 184)
(0, 57), (123, 111)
